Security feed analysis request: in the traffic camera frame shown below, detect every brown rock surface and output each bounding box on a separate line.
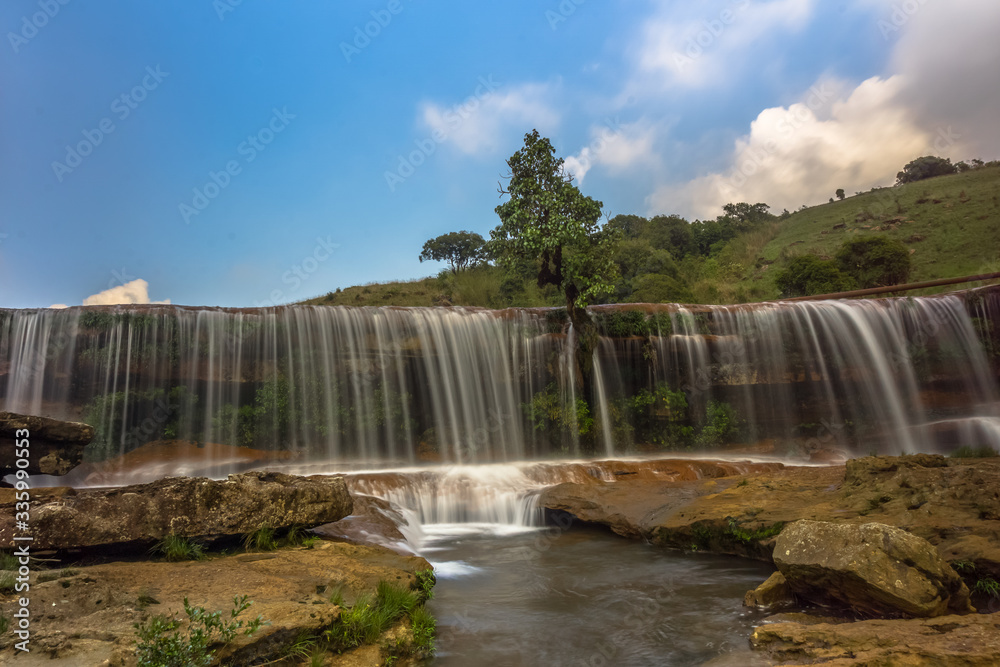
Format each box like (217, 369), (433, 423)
(0, 411), (94, 477)
(751, 613), (1000, 666)
(744, 571), (794, 608)
(0, 540), (431, 666)
(0, 471), (353, 549)
(773, 520), (973, 618)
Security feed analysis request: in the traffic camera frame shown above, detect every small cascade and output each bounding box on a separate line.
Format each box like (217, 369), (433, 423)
(1, 286), (998, 473)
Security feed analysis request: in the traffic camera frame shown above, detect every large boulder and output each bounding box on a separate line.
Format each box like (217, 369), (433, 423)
(0, 471), (353, 550)
(773, 520), (973, 618)
(743, 571), (794, 608)
(0, 411), (94, 477)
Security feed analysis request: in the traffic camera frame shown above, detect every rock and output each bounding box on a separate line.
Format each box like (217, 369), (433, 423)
(773, 520), (974, 618)
(0, 540), (431, 665)
(751, 613), (1000, 666)
(744, 571), (794, 608)
(314, 494), (417, 554)
(0, 411), (94, 477)
(0, 471), (353, 550)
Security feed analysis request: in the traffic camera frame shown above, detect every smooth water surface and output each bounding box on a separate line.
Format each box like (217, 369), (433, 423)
(423, 525), (774, 667)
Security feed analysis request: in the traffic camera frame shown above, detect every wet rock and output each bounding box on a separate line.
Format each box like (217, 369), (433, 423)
(0, 471), (353, 550)
(773, 520), (974, 618)
(0, 411), (94, 477)
(751, 612), (1000, 666)
(744, 571), (794, 608)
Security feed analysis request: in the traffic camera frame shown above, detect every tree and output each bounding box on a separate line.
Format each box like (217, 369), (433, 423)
(490, 130), (620, 398)
(836, 189), (845, 200)
(835, 236), (911, 289)
(774, 255), (854, 297)
(418, 231), (487, 273)
(895, 156), (958, 185)
(490, 130), (620, 327)
(721, 202), (771, 230)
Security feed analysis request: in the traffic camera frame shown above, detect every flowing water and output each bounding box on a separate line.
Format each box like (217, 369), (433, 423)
(1, 288), (998, 472)
(422, 525), (774, 667)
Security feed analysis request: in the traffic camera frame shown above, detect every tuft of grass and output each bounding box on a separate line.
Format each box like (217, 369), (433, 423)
(973, 577), (1000, 599)
(152, 535), (205, 562)
(242, 524), (278, 552)
(409, 604), (436, 653)
(951, 560), (976, 573)
(285, 525), (321, 548)
(324, 580), (425, 652)
(950, 445), (999, 458)
(415, 569), (435, 601)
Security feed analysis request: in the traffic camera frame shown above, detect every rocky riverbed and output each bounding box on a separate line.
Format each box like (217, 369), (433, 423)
(541, 453), (1000, 665)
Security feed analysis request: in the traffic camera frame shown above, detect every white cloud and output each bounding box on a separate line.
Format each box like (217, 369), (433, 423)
(81, 279), (170, 306)
(48, 304), (68, 309)
(649, 0), (1000, 218)
(420, 82), (560, 156)
(564, 119), (660, 185)
(635, 0), (815, 90)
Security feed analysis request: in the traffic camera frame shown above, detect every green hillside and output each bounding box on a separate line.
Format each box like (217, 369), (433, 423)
(301, 164), (1000, 308)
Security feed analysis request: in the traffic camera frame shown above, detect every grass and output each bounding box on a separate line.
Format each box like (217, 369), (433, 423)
(409, 604), (436, 652)
(242, 524), (278, 552)
(151, 535), (205, 562)
(0, 613), (8, 634)
(1, 550), (20, 592)
(324, 578), (434, 655)
(973, 577), (1000, 599)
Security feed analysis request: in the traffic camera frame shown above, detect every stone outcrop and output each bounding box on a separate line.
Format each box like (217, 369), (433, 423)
(743, 571), (793, 608)
(0, 540), (431, 666)
(0, 471), (353, 550)
(751, 612), (1000, 666)
(0, 411), (94, 477)
(773, 520), (974, 618)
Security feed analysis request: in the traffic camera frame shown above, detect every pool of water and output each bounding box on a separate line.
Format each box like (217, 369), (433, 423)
(422, 523), (776, 667)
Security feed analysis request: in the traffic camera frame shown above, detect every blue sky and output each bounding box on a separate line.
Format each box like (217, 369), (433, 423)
(1, 0), (998, 309)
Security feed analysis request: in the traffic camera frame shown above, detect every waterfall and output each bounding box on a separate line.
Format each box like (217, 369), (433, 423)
(1, 288), (999, 477)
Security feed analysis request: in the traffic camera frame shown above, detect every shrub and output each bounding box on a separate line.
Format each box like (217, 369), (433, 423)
(835, 237), (911, 289)
(896, 155), (958, 185)
(134, 595), (266, 667)
(774, 254), (854, 297)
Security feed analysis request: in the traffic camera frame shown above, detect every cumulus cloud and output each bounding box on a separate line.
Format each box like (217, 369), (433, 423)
(81, 279), (170, 306)
(650, 0), (999, 218)
(635, 0), (815, 90)
(48, 304), (68, 309)
(420, 82), (560, 156)
(564, 119), (660, 185)
(651, 76), (939, 218)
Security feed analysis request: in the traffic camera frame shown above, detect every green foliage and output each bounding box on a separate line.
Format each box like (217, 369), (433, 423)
(242, 524), (278, 552)
(0, 613), (8, 635)
(524, 383), (593, 439)
(491, 129), (620, 312)
(836, 188), (846, 200)
(774, 254), (855, 297)
(152, 535), (205, 562)
(627, 384), (693, 449)
(592, 310), (673, 337)
(134, 595), (266, 667)
(950, 445), (999, 458)
(696, 400), (745, 446)
(973, 577), (1000, 599)
(896, 155), (958, 185)
(0, 550), (17, 593)
(419, 231), (488, 273)
(84, 385), (198, 462)
(627, 274), (694, 304)
(409, 604), (436, 652)
(325, 580), (424, 652)
(726, 518), (785, 544)
(414, 570), (436, 601)
(835, 236), (911, 288)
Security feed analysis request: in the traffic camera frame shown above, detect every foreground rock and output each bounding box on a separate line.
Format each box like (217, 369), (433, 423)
(744, 571), (794, 609)
(0, 411), (94, 477)
(773, 520), (974, 618)
(0, 471), (353, 550)
(0, 540), (431, 666)
(751, 613), (1000, 666)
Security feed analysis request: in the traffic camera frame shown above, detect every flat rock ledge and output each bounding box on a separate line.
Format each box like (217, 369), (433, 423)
(751, 613), (1000, 666)
(0, 471), (353, 549)
(0, 411), (94, 477)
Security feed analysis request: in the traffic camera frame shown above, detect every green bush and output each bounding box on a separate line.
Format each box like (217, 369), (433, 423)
(134, 595), (266, 667)
(774, 254), (854, 297)
(696, 400), (744, 446)
(895, 155), (957, 185)
(835, 236), (911, 289)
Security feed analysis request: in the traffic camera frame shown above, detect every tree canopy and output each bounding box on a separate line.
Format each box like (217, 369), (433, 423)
(490, 129), (620, 320)
(418, 231), (487, 273)
(896, 156), (958, 185)
(835, 236), (911, 289)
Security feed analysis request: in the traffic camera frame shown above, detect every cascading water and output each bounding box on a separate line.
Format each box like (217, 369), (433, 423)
(1, 287), (999, 482)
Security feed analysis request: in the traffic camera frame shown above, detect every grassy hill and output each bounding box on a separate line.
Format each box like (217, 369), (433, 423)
(300, 165), (1000, 308)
